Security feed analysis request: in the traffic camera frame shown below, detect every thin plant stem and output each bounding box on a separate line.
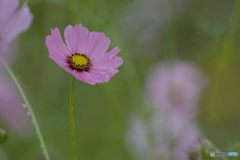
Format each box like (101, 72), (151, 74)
(69, 76), (77, 160)
(0, 59), (50, 160)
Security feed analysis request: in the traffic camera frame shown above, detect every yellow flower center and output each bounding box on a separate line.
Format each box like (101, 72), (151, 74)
(69, 53), (90, 70)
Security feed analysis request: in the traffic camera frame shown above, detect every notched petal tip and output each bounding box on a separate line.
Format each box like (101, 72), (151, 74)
(22, 2), (34, 18)
(75, 24), (83, 28)
(49, 28), (60, 37)
(115, 57), (124, 67)
(51, 28), (60, 34)
(113, 48), (121, 57)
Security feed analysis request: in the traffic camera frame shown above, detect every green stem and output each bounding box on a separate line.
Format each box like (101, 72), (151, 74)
(0, 59), (50, 160)
(70, 76), (77, 160)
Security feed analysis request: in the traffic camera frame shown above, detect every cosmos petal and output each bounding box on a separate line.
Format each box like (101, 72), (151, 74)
(73, 71), (97, 85)
(64, 24), (89, 54)
(46, 28), (70, 59)
(85, 32), (110, 59)
(0, 70), (32, 135)
(0, 0), (19, 31)
(88, 67), (119, 84)
(1, 2), (33, 41)
(92, 47), (123, 68)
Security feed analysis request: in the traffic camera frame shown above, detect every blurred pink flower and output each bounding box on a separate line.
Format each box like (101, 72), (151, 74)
(45, 24), (123, 85)
(153, 111), (200, 160)
(0, 0), (33, 135)
(0, 69), (32, 135)
(127, 117), (149, 160)
(128, 61), (206, 160)
(147, 61), (206, 116)
(128, 112), (200, 160)
(0, 0), (33, 62)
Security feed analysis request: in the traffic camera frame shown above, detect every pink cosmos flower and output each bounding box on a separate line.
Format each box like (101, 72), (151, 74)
(147, 61), (206, 117)
(45, 24), (123, 85)
(0, 70), (32, 135)
(128, 61), (205, 160)
(0, 0), (33, 134)
(0, 0), (33, 62)
(128, 117), (149, 160)
(128, 112), (200, 160)
(152, 111), (200, 160)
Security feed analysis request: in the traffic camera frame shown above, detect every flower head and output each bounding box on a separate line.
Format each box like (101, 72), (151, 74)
(0, 0), (33, 62)
(0, 128), (8, 144)
(127, 61), (205, 160)
(45, 24), (123, 85)
(128, 112), (200, 160)
(0, 70), (32, 135)
(0, 0), (33, 135)
(147, 61), (206, 116)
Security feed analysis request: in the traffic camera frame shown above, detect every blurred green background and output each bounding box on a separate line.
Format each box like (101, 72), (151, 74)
(1, 0), (240, 159)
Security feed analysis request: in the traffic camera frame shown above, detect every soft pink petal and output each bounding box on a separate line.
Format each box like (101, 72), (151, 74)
(85, 32), (110, 59)
(73, 71), (97, 85)
(147, 61), (206, 115)
(46, 28), (74, 74)
(49, 55), (71, 71)
(48, 52), (73, 75)
(0, 70), (32, 135)
(64, 24), (89, 54)
(82, 47), (122, 85)
(0, 40), (11, 62)
(46, 28), (70, 59)
(128, 117), (149, 160)
(48, 51), (66, 62)
(92, 47), (123, 68)
(0, 0), (18, 31)
(88, 67), (119, 84)
(1, 2), (33, 41)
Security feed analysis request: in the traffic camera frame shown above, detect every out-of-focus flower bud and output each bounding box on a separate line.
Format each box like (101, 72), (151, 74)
(187, 138), (226, 160)
(0, 129), (8, 144)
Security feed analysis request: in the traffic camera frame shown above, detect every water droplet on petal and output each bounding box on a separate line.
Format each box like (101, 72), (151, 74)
(22, 104), (27, 108)
(109, 55), (115, 62)
(0, 129), (8, 144)
(101, 71), (107, 74)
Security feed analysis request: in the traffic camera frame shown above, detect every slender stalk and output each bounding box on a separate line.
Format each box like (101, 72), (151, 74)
(69, 76), (77, 160)
(0, 59), (50, 160)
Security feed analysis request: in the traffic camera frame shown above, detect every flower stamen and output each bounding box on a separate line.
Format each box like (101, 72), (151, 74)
(69, 53), (90, 70)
